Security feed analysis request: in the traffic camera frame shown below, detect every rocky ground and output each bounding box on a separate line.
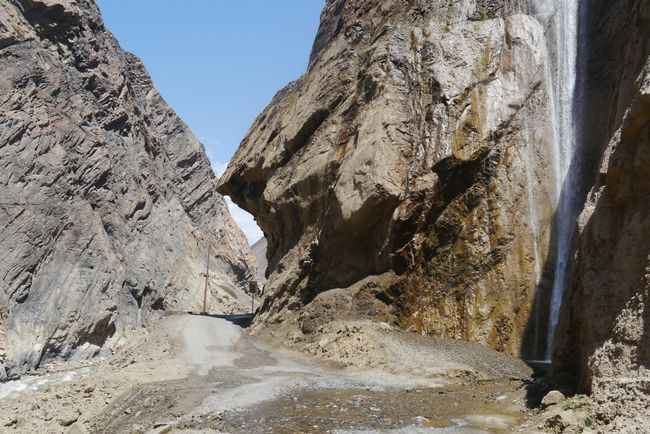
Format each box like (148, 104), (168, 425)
(0, 314), (603, 434)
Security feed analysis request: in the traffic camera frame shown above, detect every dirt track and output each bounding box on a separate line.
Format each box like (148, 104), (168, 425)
(0, 314), (545, 433)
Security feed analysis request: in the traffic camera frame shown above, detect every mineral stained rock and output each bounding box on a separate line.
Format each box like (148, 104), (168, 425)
(553, 0), (650, 429)
(219, 0), (560, 357)
(0, 0), (258, 379)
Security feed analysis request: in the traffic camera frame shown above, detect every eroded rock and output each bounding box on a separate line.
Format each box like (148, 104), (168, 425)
(551, 0), (650, 430)
(0, 0), (258, 379)
(219, 0), (558, 356)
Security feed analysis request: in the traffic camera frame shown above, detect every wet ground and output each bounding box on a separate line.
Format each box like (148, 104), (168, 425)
(1, 315), (533, 433)
(0, 367), (90, 400)
(214, 381), (524, 434)
(92, 316), (530, 433)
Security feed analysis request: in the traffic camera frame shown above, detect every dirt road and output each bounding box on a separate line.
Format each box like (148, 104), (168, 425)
(0, 314), (541, 433)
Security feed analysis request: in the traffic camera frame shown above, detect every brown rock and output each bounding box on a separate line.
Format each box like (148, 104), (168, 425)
(552, 0), (650, 430)
(218, 0), (557, 356)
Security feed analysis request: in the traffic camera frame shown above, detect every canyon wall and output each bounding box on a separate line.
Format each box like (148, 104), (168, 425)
(219, 0), (561, 357)
(0, 0), (258, 380)
(553, 0), (650, 429)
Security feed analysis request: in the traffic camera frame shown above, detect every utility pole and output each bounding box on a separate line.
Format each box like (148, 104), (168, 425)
(203, 244), (211, 314)
(249, 280), (258, 315)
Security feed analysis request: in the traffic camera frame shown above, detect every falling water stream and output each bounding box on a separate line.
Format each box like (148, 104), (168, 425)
(532, 0), (582, 360)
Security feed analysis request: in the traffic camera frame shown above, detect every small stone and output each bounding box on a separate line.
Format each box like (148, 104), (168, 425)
(413, 416), (429, 425)
(66, 422), (88, 434)
(149, 426), (172, 434)
(541, 390), (566, 408)
(59, 415), (79, 427)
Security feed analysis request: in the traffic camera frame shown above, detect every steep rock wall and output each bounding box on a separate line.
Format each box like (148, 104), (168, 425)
(553, 0), (650, 429)
(219, 0), (560, 356)
(0, 0), (258, 379)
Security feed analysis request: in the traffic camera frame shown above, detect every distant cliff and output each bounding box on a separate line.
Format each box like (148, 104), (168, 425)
(0, 0), (258, 380)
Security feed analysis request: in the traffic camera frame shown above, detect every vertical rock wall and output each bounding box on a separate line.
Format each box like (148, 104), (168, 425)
(0, 0), (258, 380)
(553, 0), (650, 428)
(219, 0), (560, 357)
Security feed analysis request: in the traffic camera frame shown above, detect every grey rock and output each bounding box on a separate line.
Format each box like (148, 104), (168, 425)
(66, 423), (88, 434)
(251, 237), (268, 280)
(0, 0), (258, 379)
(146, 425), (173, 434)
(540, 390), (565, 408)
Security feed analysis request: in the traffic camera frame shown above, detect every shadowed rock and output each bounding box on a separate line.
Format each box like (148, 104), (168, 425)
(218, 0), (558, 356)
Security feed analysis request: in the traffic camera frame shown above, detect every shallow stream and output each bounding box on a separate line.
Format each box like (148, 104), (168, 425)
(214, 381), (524, 434)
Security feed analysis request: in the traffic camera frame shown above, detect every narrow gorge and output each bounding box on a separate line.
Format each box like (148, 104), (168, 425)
(0, 0), (648, 432)
(220, 0), (650, 429)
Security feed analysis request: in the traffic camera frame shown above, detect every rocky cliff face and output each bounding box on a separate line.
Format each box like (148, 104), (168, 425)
(219, 0), (562, 357)
(553, 0), (650, 429)
(0, 0), (258, 380)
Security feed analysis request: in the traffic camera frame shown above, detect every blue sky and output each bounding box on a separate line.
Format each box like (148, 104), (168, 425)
(96, 0), (323, 243)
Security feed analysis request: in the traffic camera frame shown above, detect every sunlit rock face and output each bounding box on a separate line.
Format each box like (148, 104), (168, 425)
(219, 0), (562, 356)
(0, 0), (258, 380)
(553, 0), (650, 429)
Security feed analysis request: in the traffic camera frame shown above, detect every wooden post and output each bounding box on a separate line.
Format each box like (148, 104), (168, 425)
(203, 244), (210, 314)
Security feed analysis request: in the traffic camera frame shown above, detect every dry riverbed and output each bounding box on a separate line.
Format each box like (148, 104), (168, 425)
(0, 314), (556, 433)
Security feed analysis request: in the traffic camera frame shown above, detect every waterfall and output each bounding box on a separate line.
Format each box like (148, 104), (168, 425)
(533, 0), (581, 360)
(524, 130), (544, 358)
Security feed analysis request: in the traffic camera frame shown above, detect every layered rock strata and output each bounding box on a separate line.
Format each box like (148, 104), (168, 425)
(0, 0), (258, 380)
(219, 0), (561, 356)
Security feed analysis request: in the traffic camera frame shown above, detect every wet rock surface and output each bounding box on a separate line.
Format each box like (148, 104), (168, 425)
(0, 0), (258, 379)
(219, 384), (524, 434)
(219, 0), (650, 428)
(219, 0), (558, 357)
(552, 0), (650, 430)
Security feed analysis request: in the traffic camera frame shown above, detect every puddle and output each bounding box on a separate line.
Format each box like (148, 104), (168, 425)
(0, 368), (90, 401)
(216, 382), (524, 434)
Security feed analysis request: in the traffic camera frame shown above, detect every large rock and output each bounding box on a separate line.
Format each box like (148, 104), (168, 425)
(553, 0), (650, 429)
(219, 0), (560, 356)
(0, 0), (258, 379)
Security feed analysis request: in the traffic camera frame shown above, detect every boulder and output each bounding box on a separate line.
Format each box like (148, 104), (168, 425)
(541, 390), (566, 408)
